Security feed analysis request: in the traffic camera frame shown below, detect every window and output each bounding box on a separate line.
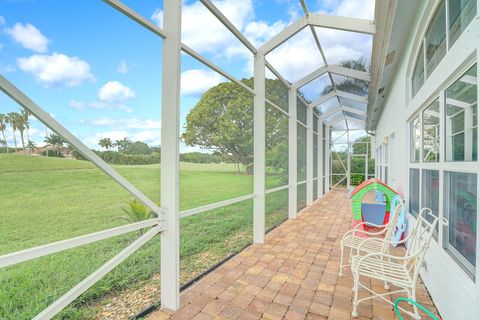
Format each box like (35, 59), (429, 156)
(411, 0), (476, 97)
(444, 171), (477, 278)
(410, 116), (421, 163)
(384, 141), (389, 184)
(445, 64), (477, 162)
(422, 170), (440, 239)
(409, 168), (420, 217)
(448, 0), (477, 47)
(425, 0), (446, 76)
(423, 100), (440, 162)
(412, 43), (425, 96)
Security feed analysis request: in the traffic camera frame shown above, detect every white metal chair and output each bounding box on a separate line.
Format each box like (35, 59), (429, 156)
(339, 198), (404, 277)
(350, 208), (447, 319)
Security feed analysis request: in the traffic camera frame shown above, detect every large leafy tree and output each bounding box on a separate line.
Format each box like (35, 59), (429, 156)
(182, 78), (289, 174)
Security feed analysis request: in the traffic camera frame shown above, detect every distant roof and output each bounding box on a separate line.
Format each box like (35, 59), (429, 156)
(350, 178), (397, 198)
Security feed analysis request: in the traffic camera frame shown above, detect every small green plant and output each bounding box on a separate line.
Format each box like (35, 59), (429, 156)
(118, 199), (153, 224)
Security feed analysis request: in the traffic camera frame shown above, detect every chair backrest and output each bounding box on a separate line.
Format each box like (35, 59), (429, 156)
(382, 196), (404, 249)
(404, 208), (448, 280)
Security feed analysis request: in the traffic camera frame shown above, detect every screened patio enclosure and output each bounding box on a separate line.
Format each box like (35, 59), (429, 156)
(0, 0), (396, 318)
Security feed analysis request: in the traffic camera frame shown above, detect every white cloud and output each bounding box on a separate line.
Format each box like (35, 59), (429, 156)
(181, 69), (223, 96)
(98, 81), (135, 103)
(6, 23), (49, 53)
(69, 81), (135, 112)
(333, 0), (375, 20)
(132, 130), (160, 145)
(91, 117), (160, 130)
(151, 9), (163, 29)
(266, 28), (325, 83)
(152, 0), (253, 58)
(117, 59), (129, 74)
(17, 53), (94, 88)
(150, 0), (372, 85)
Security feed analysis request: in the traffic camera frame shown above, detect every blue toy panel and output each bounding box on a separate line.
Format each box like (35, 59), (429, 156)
(361, 203), (387, 225)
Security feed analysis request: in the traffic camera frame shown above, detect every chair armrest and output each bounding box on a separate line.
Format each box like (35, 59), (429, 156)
(341, 228), (386, 242)
(355, 251), (421, 268)
(354, 222), (387, 229)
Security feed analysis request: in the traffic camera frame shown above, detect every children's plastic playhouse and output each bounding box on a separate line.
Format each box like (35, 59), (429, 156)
(350, 178), (399, 231)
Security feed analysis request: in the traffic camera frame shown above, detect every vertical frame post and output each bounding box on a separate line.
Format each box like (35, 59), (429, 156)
(347, 130), (351, 189)
(253, 54), (265, 244)
(324, 126), (331, 192)
(288, 88), (298, 218)
(317, 117), (324, 198)
(160, 0), (181, 310)
(306, 107), (313, 205)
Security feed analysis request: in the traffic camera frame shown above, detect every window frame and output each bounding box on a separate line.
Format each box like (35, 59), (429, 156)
(410, 0), (476, 98)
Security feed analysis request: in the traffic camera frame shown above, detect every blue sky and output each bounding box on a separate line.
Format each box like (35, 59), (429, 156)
(0, 0), (373, 151)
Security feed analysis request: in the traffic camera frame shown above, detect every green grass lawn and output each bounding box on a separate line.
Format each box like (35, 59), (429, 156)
(0, 155), (289, 319)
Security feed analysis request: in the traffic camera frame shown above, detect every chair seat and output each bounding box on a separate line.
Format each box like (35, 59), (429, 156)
(351, 255), (412, 288)
(342, 235), (385, 253)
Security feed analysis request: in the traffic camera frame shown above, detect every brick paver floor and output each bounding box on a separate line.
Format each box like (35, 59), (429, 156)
(149, 188), (440, 320)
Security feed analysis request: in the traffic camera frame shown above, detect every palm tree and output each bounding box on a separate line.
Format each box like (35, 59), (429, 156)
(44, 133), (65, 155)
(6, 112), (18, 152)
(0, 114), (8, 154)
(21, 109), (31, 154)
(321, 58), (370, 96)
(26, 140), (36, 152)
(115, 137), (131, 152)
(98, 137), (113, 150)
(15, 114), (26, 152)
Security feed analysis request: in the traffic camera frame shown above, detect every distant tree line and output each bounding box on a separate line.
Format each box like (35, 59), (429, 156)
(0, 109), (34, 154)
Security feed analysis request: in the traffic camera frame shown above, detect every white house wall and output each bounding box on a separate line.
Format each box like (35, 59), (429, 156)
(374, 1), (480, 319)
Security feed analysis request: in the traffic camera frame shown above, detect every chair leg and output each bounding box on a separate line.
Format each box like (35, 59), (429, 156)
(339, 242), (344, 276)
(351, 272), (360, 317)
(410, 287), (420, 320)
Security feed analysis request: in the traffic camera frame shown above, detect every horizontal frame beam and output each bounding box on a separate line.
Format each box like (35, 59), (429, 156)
(265, 184), (290, 194)
(180, 194), (255, 218)
(308, 13), (376, 34)
(266, 98), (290, 117)
(0, 219), (159, 268)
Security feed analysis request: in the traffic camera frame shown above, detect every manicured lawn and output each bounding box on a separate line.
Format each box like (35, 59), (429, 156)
(0, 155), (288, 319)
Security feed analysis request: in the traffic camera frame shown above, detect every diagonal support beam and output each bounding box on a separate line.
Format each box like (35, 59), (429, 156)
(308, 13), (376, 34)
(258, 16), (308, 54)
(294, 66), (328, 89)
(294, 65), (370, 89)
(308, 91), (336, 108)
(328, 65), (371, 82)
(336, 90), (368, 104)
(342, 106), (367, 117)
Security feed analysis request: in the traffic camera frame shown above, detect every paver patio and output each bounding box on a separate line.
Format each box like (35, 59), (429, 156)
(149, 188), (440, 320)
